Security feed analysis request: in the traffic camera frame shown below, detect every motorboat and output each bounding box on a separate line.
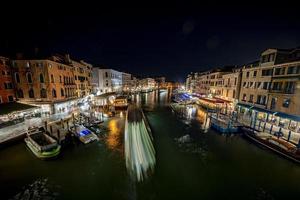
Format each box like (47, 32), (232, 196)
(69, 125), (99, 144)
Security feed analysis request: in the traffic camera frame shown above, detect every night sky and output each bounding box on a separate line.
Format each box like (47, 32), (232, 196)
(0, 3), (299, 82)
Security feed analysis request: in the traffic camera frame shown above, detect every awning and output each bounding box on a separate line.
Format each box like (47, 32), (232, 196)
(237, 102), (300, 122)
(274, 112), (300, 122)
(237, 103), (275, 115)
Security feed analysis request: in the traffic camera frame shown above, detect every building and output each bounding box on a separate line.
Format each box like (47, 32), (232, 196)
(219, 67), (242, 102)
(11, 54), (88, 114)
(0, 57), (15, 103)
(71, 58), (93, 98)
(139, 78), (156, 90)
(122, 72), (132, 92)
(155, 77), (166, 88)
(92, 68), (123, 94)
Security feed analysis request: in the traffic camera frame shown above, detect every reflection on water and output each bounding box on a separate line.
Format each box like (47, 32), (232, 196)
(105, 118), (124, 152)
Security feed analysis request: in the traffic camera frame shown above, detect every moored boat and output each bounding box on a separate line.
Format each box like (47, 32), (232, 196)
(24, 127), (61, 159)
(242, 126), (300, 163)
(69, 124), (99, 144)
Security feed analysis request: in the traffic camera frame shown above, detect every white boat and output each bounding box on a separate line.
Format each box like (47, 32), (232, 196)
(69, 125), (99, 144)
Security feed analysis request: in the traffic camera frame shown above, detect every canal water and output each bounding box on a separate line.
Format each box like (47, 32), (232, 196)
(1, 90), (300, 200)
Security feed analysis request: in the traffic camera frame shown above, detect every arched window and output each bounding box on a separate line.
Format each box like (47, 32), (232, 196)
(15, 72), (20, 83)
(40, 73), (44, 83)
(28, 89), (34, 98)
(27, 72), (32, 83)
(61, 88), (64, 96)
(40, 88), (47, 98)
(17, 89), (24, 98)
(52, 89), (57, 98)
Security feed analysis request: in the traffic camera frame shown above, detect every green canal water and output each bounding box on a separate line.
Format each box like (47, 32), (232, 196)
(1, 90), (300, 200)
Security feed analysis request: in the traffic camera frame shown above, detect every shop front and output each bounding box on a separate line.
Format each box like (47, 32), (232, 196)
(237, 103), (300, 147)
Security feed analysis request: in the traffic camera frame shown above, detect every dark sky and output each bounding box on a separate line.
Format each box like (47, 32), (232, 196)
(0, 3), (299, 82)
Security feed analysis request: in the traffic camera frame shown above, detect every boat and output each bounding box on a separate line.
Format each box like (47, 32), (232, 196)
(24, 127), (61, 159)
(69, 125), (99, 144)
(242, 126), (300, 163)
(114, 96), (128, 109)
(210, 115), (240, 133)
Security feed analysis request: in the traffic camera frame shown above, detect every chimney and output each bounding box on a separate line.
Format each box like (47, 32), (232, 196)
(65, 54), (71, 63)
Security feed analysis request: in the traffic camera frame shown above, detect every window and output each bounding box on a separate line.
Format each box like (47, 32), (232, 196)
(262, 69), (273, 76)
(282, 98), (290, 108)
(27, 73), (33, 83)
(4, 82), (13, 89)
(8, 96), (14, 102)
(52, 89), (57, 98)
(17, 89), (24, 98)
(272, 82), (282, 91)
(257, 95), (262, 104)
(270, 98), (277, 110)
(234, 77), (237, 85)
(26, 62), (30, 68)
(40, 73), (44, 83)
(246, 71), (250, 78)
(243, 82), (247, 87)
(253, 71), (257, 77)
(274, 67), (285, 75)
(75, 75), (77, 80)
(105, 72), (108, 78)
(61, 88), (64, 96)
(40, 88), (47, 98)
(287, 66), (300, 74)
(15, 72), (20, 83)
(232, 90), (235, 98)
(262, 82), (269, 90)
(249, 94), (254, 102)
(256, 82), (261, 88)
(59, 76), (62, 83)
(242, 94), (247, 101)
(249, 82), (253, 88)
(28, 89), (34, 98)
(284, 82), (295, 94)
(51, 74), (54, 83)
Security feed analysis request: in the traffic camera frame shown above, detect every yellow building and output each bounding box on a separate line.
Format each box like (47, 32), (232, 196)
(12, 54), (92, 114)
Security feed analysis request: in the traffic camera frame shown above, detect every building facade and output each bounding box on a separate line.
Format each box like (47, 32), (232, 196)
(0, 57), (15, 103)
(92, 68), (123, 94)
(122, 72), (132, 92)
(71, 58), (93, 98)
(139, 78), (156, 90)
(11, 54), (90, 114)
